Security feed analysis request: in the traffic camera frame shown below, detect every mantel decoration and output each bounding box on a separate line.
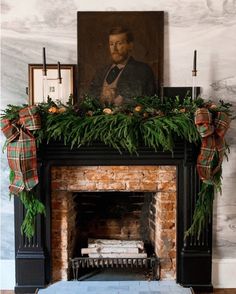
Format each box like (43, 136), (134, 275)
(0, 95), (233, 239)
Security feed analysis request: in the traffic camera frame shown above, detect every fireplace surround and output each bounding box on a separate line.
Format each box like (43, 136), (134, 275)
(14, 139), (213, 293)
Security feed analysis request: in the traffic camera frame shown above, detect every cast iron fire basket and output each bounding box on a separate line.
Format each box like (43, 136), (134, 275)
(71, 255), (160, 280)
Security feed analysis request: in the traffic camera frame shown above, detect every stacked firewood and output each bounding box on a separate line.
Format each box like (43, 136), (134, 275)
(81, 239), (147, 258)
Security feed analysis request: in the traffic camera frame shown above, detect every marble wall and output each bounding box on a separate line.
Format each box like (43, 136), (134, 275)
(1, 0), (236, 288)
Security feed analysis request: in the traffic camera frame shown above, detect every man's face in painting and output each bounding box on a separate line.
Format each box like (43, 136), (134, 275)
(109, 33), (133, 64)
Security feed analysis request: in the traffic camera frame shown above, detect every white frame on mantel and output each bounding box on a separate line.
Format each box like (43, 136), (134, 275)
(28, 64), (75, 105)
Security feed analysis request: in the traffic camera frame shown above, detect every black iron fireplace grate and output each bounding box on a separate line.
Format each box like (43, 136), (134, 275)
(70, 256), (160, 281)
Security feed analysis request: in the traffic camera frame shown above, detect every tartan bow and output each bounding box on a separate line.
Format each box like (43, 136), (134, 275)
(195, 107), (230, 183)
(1, 106), (41, 195)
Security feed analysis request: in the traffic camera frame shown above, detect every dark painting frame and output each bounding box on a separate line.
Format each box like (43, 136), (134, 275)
(77, 11), (164, 101)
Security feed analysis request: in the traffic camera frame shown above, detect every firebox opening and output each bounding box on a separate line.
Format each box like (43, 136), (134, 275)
(70, 192), (157, 281)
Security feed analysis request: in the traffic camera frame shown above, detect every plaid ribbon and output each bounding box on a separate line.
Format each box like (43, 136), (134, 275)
(1, 106), (41, 195)
(195, 108), (230, 182)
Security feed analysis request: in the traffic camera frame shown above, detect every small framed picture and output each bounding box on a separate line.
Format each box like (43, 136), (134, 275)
(28, 64), (76, 105)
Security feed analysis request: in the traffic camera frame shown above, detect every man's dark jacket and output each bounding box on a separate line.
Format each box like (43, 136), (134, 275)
(88, 57), (156, 101)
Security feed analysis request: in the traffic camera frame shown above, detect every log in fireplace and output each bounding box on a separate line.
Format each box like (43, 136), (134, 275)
(14, 139), (213, 293)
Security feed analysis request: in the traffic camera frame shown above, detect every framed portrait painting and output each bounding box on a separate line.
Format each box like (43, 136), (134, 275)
(77, 11), (164, 103)
(28, 64), (76, 105)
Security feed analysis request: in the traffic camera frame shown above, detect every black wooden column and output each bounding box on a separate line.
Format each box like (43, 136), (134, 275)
(176, 142), (213, 292)
(14, 159), (48, 293)
(14, 197), (46, 293)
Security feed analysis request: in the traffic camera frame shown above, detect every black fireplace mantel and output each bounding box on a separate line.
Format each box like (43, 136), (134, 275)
(14, 140), (213, 293)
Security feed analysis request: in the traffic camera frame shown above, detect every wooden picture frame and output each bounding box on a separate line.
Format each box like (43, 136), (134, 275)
(77, 11), (164, 101)
(28, 64), (76, 105)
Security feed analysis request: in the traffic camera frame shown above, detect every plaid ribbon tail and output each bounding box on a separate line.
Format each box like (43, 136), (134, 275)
(8, 130), (39, 195)
(1, 106), (41, 195)
(212, 137), (225, 176)
(195, 108), (230, 182)
(212, 112), (231, 176)
(196, 136), (215, 180)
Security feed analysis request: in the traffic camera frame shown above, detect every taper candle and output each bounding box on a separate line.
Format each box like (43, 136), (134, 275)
(43, 47), (47, 76)
(57, 61), (62, 83)
(192, 50), (197, 76)
(192, 50), (197, 100)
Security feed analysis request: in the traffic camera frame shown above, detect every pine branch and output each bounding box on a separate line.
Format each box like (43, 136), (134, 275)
(185, 182), (214, 239)
(20, 190), (46, 238)
(9, 170), (46, 239)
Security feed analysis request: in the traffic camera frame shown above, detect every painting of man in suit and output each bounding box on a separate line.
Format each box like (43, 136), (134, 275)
(89, 26), (156, 105)
(77, 12), (164, 104)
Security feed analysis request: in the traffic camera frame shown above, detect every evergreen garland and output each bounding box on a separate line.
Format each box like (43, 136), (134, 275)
(32, 95), (201, 153)
(1, 95), (233, 239)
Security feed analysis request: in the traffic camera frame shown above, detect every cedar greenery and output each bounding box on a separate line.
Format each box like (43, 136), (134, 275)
(1, 95), (233, 239)
(9, 170), (46, 238)
(19, 190), (46, 238)
(32, 95), (201, 153)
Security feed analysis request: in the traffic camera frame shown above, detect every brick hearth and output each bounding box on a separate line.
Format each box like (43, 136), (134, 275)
(51, 165), (176, 282)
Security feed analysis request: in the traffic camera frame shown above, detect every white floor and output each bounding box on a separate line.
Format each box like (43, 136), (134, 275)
(38, 281), (193, 294)
(0, 260), (15, 289)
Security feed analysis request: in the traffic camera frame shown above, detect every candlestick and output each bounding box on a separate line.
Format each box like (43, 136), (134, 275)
(43, 47), (47, 76)
(160, 81), (164, 104)
(58, 81), (63, 100)
(192, 76), (197, 101)
(57, 61), (62, 84)
(42, 76), (48, 103)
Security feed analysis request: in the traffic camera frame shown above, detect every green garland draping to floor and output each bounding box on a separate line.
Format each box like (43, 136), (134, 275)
(0, 95), (233, 239)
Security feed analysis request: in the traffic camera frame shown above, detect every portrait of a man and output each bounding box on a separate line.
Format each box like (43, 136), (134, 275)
(77, 12), (164, 104)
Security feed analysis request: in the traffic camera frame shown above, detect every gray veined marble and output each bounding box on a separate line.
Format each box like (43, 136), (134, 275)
(211, 76), (236, 95)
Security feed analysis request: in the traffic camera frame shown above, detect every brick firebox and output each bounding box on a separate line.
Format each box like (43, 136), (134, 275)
(51, 165), (177, 282)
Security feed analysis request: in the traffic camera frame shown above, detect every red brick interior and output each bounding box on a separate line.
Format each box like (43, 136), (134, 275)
(51, 166), (176, 282)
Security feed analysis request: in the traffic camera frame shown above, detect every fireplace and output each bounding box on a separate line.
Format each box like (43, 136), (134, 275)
(14, 140), (213, 293)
